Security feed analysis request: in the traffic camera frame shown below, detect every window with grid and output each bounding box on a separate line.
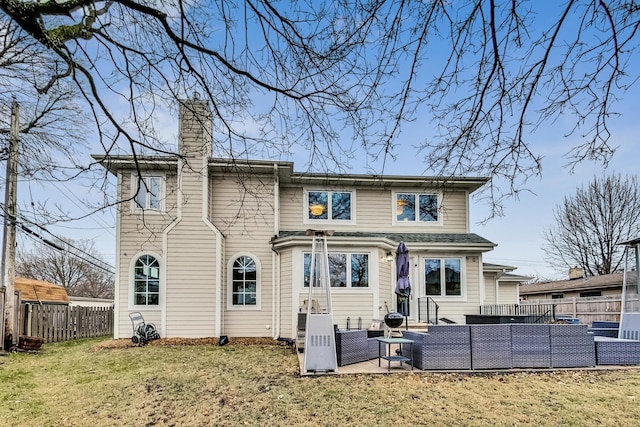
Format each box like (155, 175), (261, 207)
(134, 255), (160, 305)
(232, 256), (257, 305)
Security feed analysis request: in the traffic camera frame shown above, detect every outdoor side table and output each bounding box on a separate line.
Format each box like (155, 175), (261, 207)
(376, 337), (414, 371)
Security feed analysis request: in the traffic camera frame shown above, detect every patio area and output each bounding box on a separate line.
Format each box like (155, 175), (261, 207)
(298, 324), (640, 376)
(298, 341), (419, 375)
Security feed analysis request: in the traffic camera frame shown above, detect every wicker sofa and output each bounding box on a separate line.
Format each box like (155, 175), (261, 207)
(595, 337), (640, 365)
(402, 324), (597, 370)
(334, 329), (384, 366)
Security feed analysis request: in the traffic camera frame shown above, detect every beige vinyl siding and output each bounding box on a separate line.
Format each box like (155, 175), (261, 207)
(279, 186), (469, 233)
(294, 292), (377, 331)
(115, 172), (178, 338)
(331, 294), (375, 329)
(378, 248), (394, 321)
(211, 173), (276, 337)
(164, 161), (218, 337)
(278, 249), (294, 339)
(483, 273), (498, 305)
(278, 186), (304, 231)
(164, 233), (217, 337)
(498, 282), (519, 304)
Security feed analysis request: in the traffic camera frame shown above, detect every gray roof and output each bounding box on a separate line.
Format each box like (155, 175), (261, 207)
(93, 156), (489, 192)
(519, 271), (637, 294)
(273, 231), (495, 246)
(620, 237), (640, 246)
(499, 273), (533, 282)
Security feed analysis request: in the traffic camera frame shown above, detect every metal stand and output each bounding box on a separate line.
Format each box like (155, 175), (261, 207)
(620, 241), (640, 340)
(303, 230), (338, 373)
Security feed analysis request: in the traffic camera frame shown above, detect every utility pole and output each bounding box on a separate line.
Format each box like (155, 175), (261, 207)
(2, 100), (19, 350)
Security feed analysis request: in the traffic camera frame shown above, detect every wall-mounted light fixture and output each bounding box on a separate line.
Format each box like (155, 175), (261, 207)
(385, 252), (394, 262)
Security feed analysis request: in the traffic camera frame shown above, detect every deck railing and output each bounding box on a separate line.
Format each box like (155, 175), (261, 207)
(479, 303), (556, 323)
(417, 297), (439, 325)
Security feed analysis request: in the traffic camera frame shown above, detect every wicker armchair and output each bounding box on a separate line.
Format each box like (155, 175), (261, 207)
(335, 329), (384, 366)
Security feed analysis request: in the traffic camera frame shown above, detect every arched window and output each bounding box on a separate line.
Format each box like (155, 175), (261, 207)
(134, 255), (160, 305)
(232, 255), (257, 306)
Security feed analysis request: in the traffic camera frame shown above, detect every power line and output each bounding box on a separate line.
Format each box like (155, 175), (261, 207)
(17, 224), (115, 275)
(54, 180), (116, 236)
(0, 209), (115, 274)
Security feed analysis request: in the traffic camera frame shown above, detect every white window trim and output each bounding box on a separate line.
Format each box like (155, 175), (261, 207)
(131, 174), (165, 213)
(302, 250), (372, 290)
(392, 191), (443, 226)
(227, 252), (262, 311)
(128, 251), (163, 310)
(303, 188), (356, 225)
(421, 256), (466, 300)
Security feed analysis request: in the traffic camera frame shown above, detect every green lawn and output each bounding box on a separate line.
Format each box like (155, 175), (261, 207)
(1, 338), (639, 426)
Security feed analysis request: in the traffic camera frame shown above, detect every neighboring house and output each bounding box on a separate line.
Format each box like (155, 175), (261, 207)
(69, 296), (114, 308)
(482, 264), (531, 305)
(94, 97), (523, 340)
(15, 277), (70, 305)
(520, 270), (638, 301)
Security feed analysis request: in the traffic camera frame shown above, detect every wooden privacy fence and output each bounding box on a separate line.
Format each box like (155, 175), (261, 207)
(22, 304), (114, 343)
(522, 295), (640, 325)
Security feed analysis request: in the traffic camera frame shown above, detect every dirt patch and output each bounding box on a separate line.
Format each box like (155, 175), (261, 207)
(91, 336), (285, 350)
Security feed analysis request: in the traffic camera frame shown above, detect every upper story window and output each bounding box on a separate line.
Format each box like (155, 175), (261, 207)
(306, 190), (353, 222)
(395, 193), (439, 223)
(231, 255), (258, 306)
(134, 176), (163, 211)
(134, 255), (160, 305)
(303, 252), (369, 288)
(425, 258), (461, 297)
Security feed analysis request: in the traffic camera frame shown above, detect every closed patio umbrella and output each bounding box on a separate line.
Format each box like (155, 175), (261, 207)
(395, 241), (411, 297)
(394, 242), (411, 329)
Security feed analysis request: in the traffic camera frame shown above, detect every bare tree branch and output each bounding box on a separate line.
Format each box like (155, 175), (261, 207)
(543, 174), (640, 276)
(0, 0), (638, 219)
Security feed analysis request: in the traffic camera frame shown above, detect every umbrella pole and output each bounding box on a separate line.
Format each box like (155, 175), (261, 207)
(404, 297), (408, 330)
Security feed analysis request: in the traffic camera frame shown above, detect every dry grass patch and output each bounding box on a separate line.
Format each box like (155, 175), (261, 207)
(1, 337), (639, 426)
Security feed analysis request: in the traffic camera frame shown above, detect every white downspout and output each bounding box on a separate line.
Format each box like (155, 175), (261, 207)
(272, 164), (280, 339)
(478, 256), (485, 306)
(113, 171), (122, 338)
(215, 233), (223, 336)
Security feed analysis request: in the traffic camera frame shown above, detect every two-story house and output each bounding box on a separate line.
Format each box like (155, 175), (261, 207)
(95, 97), (521, 340)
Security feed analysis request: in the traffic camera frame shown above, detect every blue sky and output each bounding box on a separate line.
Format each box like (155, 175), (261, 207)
(381, 83), (637, 280)
(14, 75), (638, 281)
(7, 2), (640, 280)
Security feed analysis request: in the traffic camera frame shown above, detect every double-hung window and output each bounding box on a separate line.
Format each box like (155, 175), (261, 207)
(425, 258), (462, 296)
(306, 190), (352, 222)
(395, 193), (439, 223)
(303, 252), (369, 288)
(135, 176), (163, 210)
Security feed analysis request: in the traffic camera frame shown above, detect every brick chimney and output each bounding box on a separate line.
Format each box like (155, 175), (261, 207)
(568, 267), (584, 280)
(178, 93), (212, 159)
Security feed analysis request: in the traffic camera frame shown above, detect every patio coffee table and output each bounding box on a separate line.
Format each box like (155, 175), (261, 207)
(376, 337), (414, 371)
